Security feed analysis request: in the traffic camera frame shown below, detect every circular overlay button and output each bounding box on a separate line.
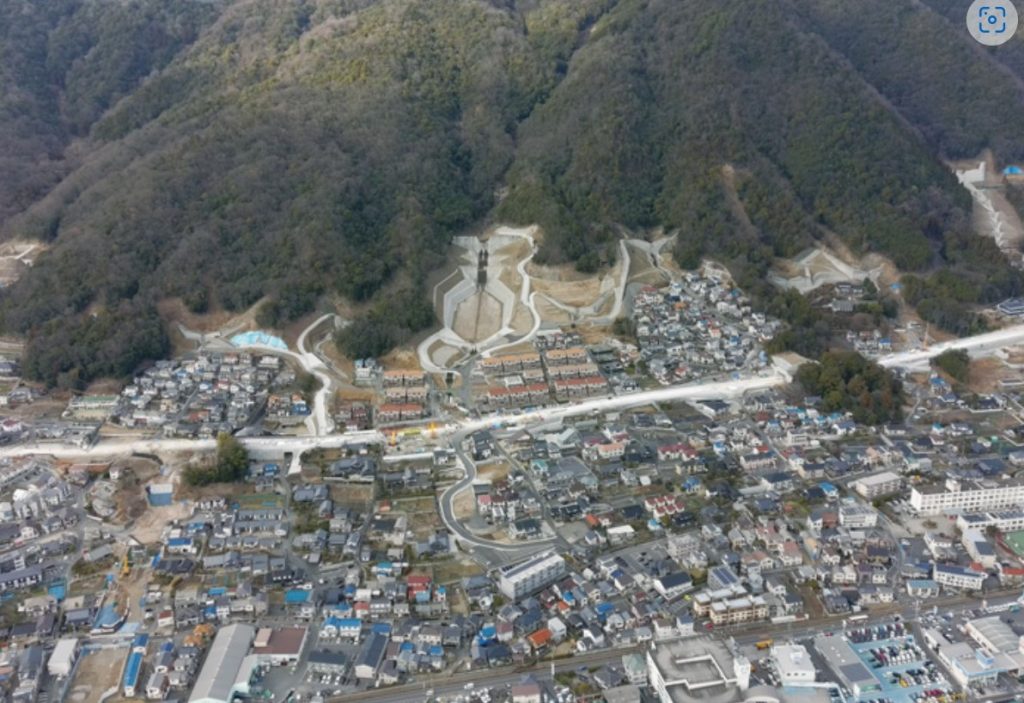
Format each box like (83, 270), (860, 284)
(967, 0), (1019, 46)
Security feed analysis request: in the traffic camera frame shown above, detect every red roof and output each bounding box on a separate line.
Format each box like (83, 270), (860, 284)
(527, 628), (552, 648)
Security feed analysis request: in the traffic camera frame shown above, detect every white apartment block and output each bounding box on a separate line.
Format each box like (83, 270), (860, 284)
(852, 471), (902, 499)
(838, 503), (878, 529)
(957, 509), (1024, 534)
(497, 551), (567, 600)
(933, 564), (986, 591)
(910, 479), (1024, 516)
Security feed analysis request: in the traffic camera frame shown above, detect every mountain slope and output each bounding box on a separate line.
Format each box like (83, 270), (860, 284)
(2, 0), (1024, 385)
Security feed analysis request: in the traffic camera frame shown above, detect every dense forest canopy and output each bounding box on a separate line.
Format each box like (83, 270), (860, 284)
(1, 0), (1023, 384)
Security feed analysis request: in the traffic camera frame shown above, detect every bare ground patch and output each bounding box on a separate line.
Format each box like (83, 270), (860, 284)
(451, 486), (476, 521)
(68, 646), (128, 703)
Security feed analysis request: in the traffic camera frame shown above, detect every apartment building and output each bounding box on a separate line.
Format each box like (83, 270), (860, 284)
(910, 479), (1024, 515)
(852, 471), (903, 499)
(497, 551), (567, 601)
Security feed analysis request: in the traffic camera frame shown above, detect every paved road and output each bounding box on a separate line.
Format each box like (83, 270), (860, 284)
(8, 321), (1024, 462)
(437, 428), (559, 561)
(878, 322), (1024, 370)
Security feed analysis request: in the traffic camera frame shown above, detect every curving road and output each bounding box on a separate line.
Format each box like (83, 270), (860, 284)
(296, 313), (340, 436)
(437, 428), (559, 560)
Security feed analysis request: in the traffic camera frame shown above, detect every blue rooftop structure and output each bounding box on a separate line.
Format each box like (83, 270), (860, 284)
(48, 582), (65, 602)
(123, 652), (142, 690)
(326, 617), (361, 629)
(230, 331), (287, 350)
(94, 605), (120, 630)
(285, 589), (310, 604)
(371, 622), (391, 635)
(1005, 166), (1023, 175)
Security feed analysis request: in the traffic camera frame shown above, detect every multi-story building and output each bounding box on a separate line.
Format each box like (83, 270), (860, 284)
(910, 479), (1024, 516)
(707, 596), (769, 625)
(957, 509), (1024, 533)
(933, 564), (986, 591)
(852, 471), (903, 499)
(497, 551), (566, 601)
(838, 503), (878, 529)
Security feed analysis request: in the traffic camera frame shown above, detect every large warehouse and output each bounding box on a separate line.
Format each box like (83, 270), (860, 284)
(188, 624), (257, 703)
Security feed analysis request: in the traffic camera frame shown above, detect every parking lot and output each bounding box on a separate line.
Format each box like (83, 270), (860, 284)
(847, 624), (952, 703)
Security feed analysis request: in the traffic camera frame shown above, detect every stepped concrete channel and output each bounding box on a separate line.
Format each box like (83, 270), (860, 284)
(418, 226), (542, 372)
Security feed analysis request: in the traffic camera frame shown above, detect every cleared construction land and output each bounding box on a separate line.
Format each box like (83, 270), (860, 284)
(67, 646), (127, 703)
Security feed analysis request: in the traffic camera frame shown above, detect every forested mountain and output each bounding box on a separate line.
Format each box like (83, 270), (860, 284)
(2, 0), (1023, 385)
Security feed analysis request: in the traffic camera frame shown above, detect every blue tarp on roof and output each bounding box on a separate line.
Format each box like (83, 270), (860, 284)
(94, 605), (120, 630)
(1005, 166), (1023, 175)
(123, 652), (142, 688)
(284, 589), (310, 604)
(48, 583), (65, 602)
(326, 617), (360, 629)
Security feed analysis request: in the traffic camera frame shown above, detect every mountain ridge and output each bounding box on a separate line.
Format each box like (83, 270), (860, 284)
(1, 0), (1023, 384)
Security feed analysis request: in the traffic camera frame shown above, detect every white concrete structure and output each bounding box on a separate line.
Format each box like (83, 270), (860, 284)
(910, 479), (1024, 516)
(647, 639), (750, 703)
(497, 550), (567, 600)
(838, 503), (878, 529)
(771, 644), (816, 686)
(47, 638), (79, 678)
(852, 471), (902, 499)
(933, 564), (986, 592)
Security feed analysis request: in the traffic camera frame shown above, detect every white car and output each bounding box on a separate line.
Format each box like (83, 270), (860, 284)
(464, 682), (475, 690)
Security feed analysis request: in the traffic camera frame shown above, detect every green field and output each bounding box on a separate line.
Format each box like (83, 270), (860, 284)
(1003, 530), (1024, 557)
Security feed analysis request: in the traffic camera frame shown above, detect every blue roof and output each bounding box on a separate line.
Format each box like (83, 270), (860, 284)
(133, 633), (149, 649)
(123, 652), (143, 687)
(595, 602), (615, 615)
(167, 537), (191, 547)
(328, 617), (361, 629)
(48, 584), (65, 602)
(480, 625), (497, 638)
(372, 622), (391, 635)
(429, 645), (444, 657)
(93, 605), (120, 629)
(1005, 166), (1023, 175)
(285, 589), (310, 604)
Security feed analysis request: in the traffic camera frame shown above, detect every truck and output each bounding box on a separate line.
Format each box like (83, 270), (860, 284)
(755, 639), (774, 650)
